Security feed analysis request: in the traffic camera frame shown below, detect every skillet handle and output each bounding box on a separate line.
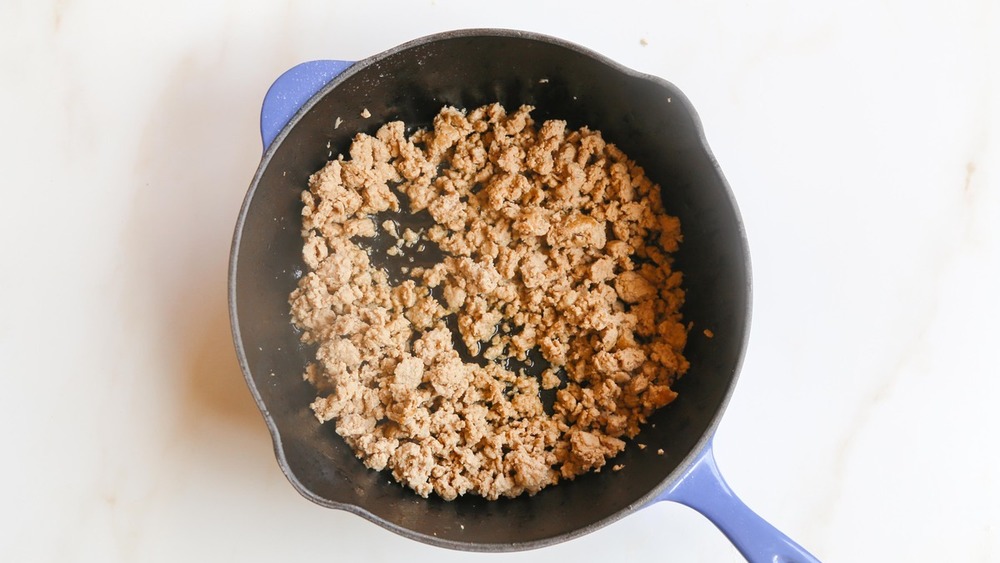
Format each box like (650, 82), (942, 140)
(260, 60), (355, 152)
(659, 439), (821, 563)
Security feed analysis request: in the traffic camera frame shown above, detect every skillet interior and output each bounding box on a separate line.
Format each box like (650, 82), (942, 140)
(230, 29), (750, 551)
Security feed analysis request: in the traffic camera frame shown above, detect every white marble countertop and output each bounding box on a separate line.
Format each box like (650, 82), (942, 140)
(2, 1), (997, 561)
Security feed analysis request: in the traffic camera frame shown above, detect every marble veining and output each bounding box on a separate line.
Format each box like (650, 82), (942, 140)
(1, 0), (997, 561)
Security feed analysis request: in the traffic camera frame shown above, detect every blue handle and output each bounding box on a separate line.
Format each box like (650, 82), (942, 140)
(659, 438), (820, 563)
(260, 59), (355, 152)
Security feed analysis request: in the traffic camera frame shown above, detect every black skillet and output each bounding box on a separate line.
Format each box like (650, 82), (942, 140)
(229, 28), (819, 561)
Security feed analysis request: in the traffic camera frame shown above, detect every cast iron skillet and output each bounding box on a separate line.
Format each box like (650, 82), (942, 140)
(229, 29), (819, 561)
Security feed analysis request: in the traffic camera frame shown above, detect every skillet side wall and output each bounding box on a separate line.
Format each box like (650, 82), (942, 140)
(233, 32), (749, 549)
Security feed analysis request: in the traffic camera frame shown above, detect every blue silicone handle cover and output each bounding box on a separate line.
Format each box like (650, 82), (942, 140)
(659, 438), (821, 562)
(260, 60), (355, 151)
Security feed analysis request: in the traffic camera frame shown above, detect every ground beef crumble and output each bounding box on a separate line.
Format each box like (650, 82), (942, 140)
(290, 103), (688, 500)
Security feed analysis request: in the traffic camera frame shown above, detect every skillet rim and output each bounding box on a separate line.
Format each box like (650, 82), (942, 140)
(228, 27), (753, 552)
